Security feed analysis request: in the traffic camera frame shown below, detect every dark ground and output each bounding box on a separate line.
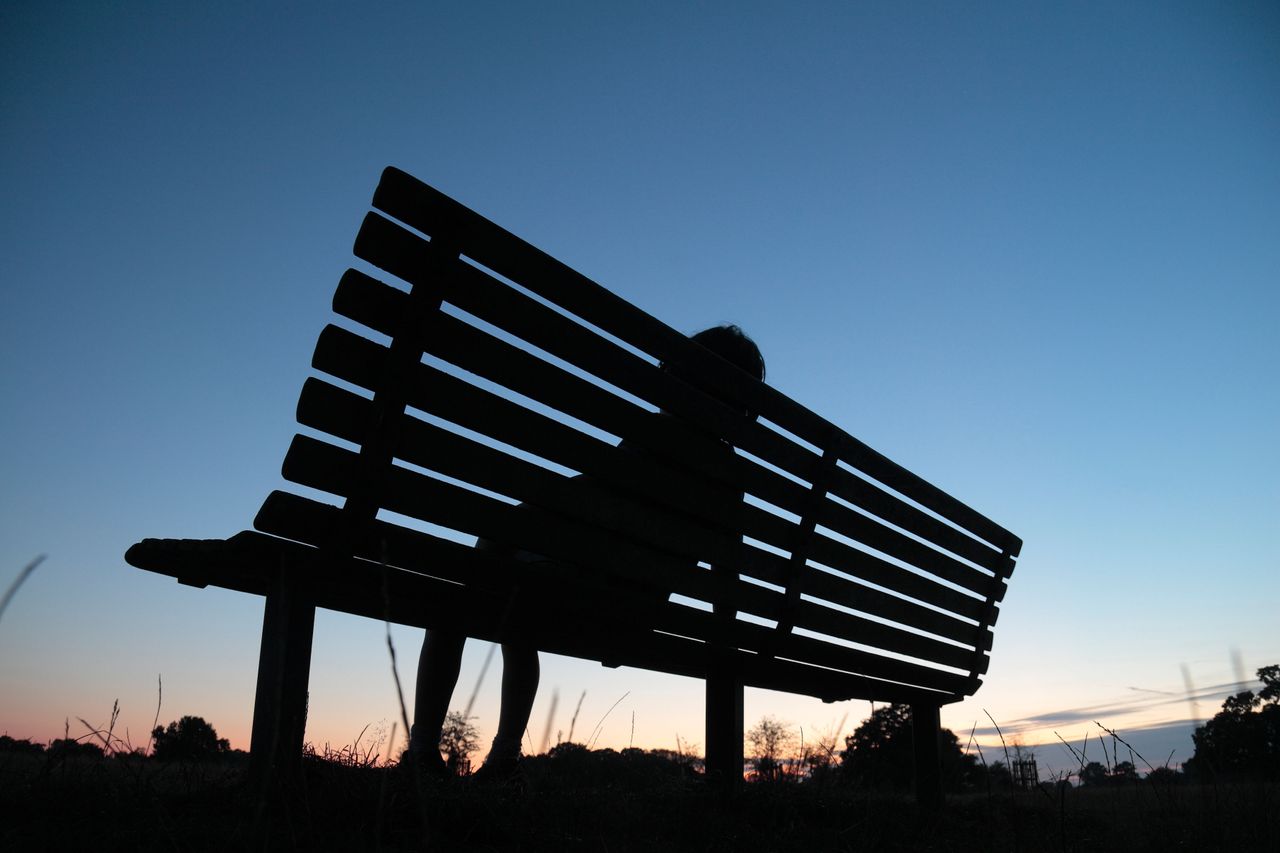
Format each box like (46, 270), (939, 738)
(2, 749), (1275, 852)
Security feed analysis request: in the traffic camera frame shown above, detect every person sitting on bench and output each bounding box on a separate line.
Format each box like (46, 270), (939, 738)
(408, 324), (766, 779)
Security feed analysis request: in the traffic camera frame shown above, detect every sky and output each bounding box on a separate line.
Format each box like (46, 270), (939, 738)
(2, 1), (1277, 778)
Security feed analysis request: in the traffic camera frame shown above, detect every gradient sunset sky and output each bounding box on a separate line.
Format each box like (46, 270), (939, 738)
(3, 1), (1277, 777)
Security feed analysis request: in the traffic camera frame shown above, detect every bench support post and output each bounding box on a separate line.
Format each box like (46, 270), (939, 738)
(705, 671), (743, 787)
(249, 567), (315, 789)
(911, 703), (944, 810)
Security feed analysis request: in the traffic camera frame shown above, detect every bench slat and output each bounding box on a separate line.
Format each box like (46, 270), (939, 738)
(351, 215), (1008, 601)
(419, 249), (1010, 593)
(737, 497), (1000, 611)
(656, 602), (980, 692)
(326, 259), (1001, 602)
(297, 373), (996, 649)
(438, 247), (1014, 577)
(371, 166), (1022, 556)
(254, 489), (979, 697)
(312, 318), (998, 622)
(797, 565), (995, 647)
(277, 434), (988, 675)
(819, 469), (1012, 576)
(282, 438), (700, 594)
(298, 371), (744, 546)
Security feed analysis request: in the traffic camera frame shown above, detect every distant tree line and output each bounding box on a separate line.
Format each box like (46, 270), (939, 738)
(743, 703), (1008, 792)
(0, 715), (237, 762)
(1184, 664), (1279, 781)
(835, 703), (1021, 793)
(9, 663), (1273, 786)
(150, 715), (231, 761)
(734, 666), (1279, 790)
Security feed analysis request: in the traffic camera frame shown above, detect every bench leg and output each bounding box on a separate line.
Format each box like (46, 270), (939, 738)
(249, 571), (315, 788)
(705, 672), (743, 787)
(911, 703), (944, 810)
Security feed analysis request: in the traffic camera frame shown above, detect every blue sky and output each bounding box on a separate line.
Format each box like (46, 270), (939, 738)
(2, 1), (1277, 773)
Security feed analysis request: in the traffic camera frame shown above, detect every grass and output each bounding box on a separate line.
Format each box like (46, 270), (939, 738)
(5, 560), (1275, 850)
(2, 740), (1276, 852)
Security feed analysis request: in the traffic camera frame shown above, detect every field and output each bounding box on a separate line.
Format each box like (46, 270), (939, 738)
(2, 746), (1275, 852)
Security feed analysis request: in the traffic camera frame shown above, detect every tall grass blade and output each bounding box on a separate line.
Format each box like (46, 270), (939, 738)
(539, 688), (560, 754)
(462, 642), (497, 720)
(587, 691), (630, 750)
(0, 555), (46, 626)
(567, 690), (586, 744)
(983, 709), (1012, 767)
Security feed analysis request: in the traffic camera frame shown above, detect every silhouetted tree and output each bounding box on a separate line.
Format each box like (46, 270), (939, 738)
(1078, 761), (1108, 787)
(647, 746), (703, 775)
(839, 703), (977, 792)
(747, 716), (795, 781)
(439, 711), (480, 775)
(0, 735), (44, 755)
(1111, 760), (1139, 783)
(151, 716), (230, 761)
(1184, 664), (1279, 780)
(978, 759), (1014, 789)
(802, 725), (844, 785)
(1145, 765), (1182, 785)
(47, 738), (103, 759)
(842, 703), (911, 788)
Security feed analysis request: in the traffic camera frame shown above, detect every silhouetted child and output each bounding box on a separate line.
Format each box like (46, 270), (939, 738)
(409, 325), (765, 778)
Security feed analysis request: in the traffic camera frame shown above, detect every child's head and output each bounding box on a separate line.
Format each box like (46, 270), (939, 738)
(689, 324), (765, 382)
(661, 324), (765, 419)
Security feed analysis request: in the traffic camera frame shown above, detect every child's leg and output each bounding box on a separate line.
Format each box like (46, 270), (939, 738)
(484, 642), (539, 763)
(410, 628), (466, 757)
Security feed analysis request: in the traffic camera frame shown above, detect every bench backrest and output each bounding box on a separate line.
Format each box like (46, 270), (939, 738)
(253, 167), (1022, 707)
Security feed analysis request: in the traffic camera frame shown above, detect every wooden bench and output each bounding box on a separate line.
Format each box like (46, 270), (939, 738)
(126, 167), (1022, 805)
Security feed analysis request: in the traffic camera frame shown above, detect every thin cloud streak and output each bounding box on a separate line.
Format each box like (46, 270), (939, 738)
(970, 680), (1251, 741)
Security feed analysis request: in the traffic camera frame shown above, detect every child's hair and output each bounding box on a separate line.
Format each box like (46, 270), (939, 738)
(689, 324), (765, 382)
(660, 325), (765, 419)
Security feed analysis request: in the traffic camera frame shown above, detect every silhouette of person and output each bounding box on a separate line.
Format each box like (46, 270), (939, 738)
(409, 325), (765, 778)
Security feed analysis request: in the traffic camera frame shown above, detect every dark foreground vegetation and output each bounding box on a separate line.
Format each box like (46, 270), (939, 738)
(2, 742), (1276, 853)
(4, 665), (1274, 851)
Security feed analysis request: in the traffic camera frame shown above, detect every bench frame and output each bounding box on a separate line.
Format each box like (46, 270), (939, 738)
(127, 168), (1021, 806)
